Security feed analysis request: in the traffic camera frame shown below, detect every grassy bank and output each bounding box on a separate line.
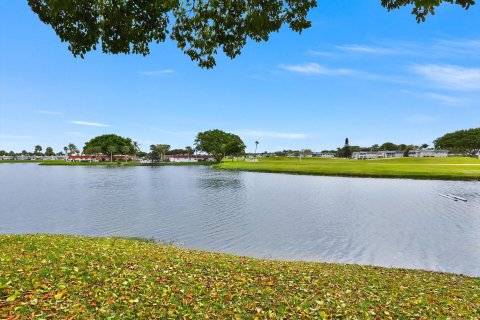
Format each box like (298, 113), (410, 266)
(1, 235), (478, 319)
(0, 160), (41, 163)
(37, 160), (211, 166)
(216, 157), (480, 180)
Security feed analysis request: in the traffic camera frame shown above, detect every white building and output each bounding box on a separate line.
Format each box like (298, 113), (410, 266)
(352, 150), (404, 159)
(408, 149), (449, 157)
(312, 152), (336, 158)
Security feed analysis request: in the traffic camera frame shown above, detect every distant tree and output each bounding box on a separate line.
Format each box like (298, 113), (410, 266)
(254, 141), (259, 160)
(370, 144), (380, 151)
(420, 143), (429, 149)
(195, 129), (246, 163)
(153, 144), (170, 161)
(131, 141), (140, 159)
(339, 138), (352, 158)
(121, 145), (131, 162)
(28, 1), (474, 68)
(379, 142), (398, 151)
(107, 145), (117, 162)
(21, 150), (28, 156)
(0, 150), (6, 156)
(83, 134), (132, 155)
(34, 145), (43, 156)
(434, 128), (480, 157)
(68, 143), (79, 155)
(94, 146), (103, 160)
(137, 151), (148, 159)
(167, 149), (188, 155)
(185, 146), (193, 161)
(149, 145), (161, 163)
(45, 147), (54, 156)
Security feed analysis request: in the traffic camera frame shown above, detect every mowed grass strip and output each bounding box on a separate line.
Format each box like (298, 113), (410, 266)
(216, 157), (480, 180)
(37, 160), (211, 166)
(0, 235), (478, 319)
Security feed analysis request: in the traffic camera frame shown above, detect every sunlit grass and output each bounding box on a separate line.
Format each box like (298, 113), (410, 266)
(216, 157), (480, 180)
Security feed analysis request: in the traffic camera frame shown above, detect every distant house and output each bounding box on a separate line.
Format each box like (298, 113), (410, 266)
(312, 152), (336, 158)
(166, 154), (215, 163)
(67, 155), (133, 162)
(352, 150), (404, 159)
(408, 149), (448, 158)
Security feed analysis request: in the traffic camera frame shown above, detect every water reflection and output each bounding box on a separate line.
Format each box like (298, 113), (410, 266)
(0, 163), (479, 276)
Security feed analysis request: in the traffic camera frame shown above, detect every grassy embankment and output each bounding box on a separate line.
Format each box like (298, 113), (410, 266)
(1, 235), (478, 319)
(0, 160), (41, 163)
(34, 160), (211, 166)
(216, 157), (480, 180)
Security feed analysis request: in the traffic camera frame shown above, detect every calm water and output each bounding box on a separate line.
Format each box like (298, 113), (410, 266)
(1, 163), (479, 276)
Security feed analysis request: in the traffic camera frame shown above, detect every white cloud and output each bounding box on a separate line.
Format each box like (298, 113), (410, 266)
(336, 44), (397, 55)
(35, 110), (63, 115)
(307, 50), (339, 58)
(138, 69), (175, 76)
(69, 120), (111, 127)
(424, 93), (472, 106)
(432, 39), (480, 58)
(280, 63), (354, 76)
(410, 64), (480, 91)
(237, 130), (307, 139)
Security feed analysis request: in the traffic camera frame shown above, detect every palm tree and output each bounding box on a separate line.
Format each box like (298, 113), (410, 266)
(121, 145), (131, 162)
(254, 141), (259, 161)
(107, 146), (116, 162)
(63, 146), (68, 161)
(131, 141), (140, 160)
(185, 146), (193, 162)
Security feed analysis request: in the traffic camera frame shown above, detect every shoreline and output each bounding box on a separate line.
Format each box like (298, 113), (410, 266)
(1, 234), (478, 318)
(215, 157), (480, 181)
(2, 158), (480, 181)
(214, 165), (480, 181)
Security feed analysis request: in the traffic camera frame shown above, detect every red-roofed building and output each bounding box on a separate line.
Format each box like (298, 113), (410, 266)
(67, 155), (133, 162)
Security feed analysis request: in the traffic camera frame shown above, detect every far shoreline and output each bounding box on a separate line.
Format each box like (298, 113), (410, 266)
(2, 157), (480, 181)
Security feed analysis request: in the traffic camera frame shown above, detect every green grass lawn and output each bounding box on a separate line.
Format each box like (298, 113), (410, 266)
(0, 160), (42, 163)
(38, 160), (211, 166)
(38, 160), (142, 166)
(0, 235), (478, 319)
(216, 157), (480, 180)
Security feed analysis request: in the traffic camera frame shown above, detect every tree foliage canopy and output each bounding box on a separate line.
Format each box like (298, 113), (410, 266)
(83, 134), (133, 154)
(433, 128), (480, 156)
(195, 129), (246, 162)
(381, 0), (475, 22)
(28, 0), (474, 68)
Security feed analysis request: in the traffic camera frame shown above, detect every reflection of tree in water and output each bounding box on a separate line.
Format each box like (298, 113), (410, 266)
(195, 171), (250, 249)
(197, 171), (245, 191)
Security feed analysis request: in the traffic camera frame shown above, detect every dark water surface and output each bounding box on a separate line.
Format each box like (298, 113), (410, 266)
(1, 163), (479, 276)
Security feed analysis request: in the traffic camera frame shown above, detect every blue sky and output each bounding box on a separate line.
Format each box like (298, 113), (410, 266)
(1, 1), (479, 153)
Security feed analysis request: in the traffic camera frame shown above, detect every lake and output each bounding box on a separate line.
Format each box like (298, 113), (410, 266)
(1, 163), (479, 276)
